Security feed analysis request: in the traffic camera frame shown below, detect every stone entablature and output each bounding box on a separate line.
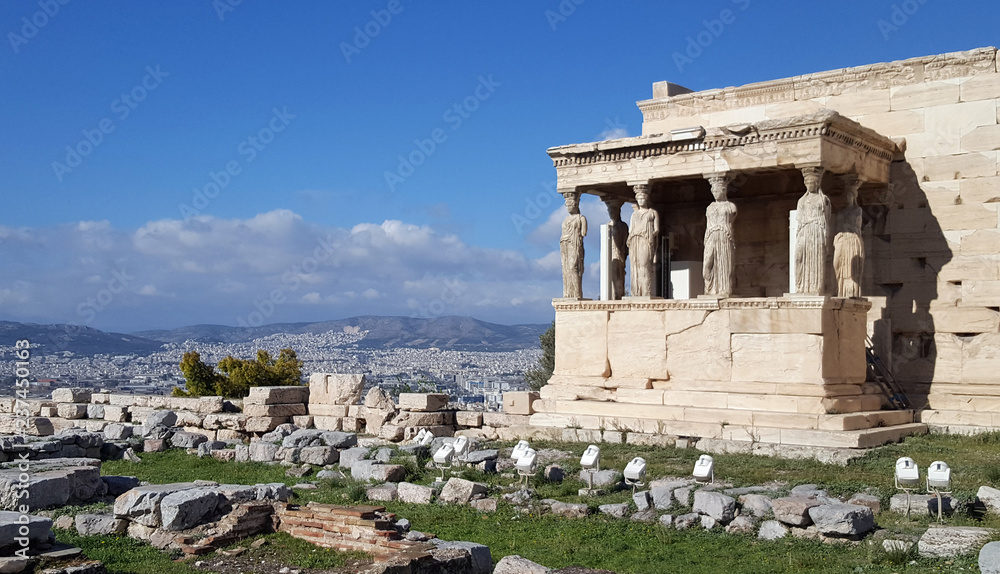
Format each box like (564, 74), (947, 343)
(637, 47), (997, 123)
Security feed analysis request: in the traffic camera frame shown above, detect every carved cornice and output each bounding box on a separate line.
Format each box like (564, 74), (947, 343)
(552, 296), (872, 312)
(547, 110), (896, 168)
(637, 47), (997, 121)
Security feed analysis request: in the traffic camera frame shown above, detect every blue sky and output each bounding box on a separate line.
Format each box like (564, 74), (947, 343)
(1, 0), (997, 332)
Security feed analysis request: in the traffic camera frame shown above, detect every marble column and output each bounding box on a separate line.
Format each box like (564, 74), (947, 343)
(703, 173), (737, 297)
(794, 166), (831, 296)
(559, 190), (587, 299)
(833, 173), (864, 298)
(602, 197), (629, 300)
(627, 183), (659, 297)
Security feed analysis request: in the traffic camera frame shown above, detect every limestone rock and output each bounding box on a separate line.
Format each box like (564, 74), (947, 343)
(550, 501), (589, 518)
(980, 541), (1000, 574)
(159, 487), (221, 531)
(659, 514), (673, 527)
(494, 555), (549, 574)
(650, 485), (673, 510)
(170, 431), (208, 449)
(577, 469), (622, 488)
(771, 496), (822, 527)
(147, 410), (178, 428)
(0, 511), (52, 547)
(470, 498), (497, 512)
(398, 393), (449, 412)
(281, 429), (325, 448)
(977, 485), (1000, 513)
(919, 526), (993, 558)
(674, 486), (693, 507)
(366, 483), (398, 502)
(309, 373), (365, 406)
(758, 520), (788, 540)
(847, 493), (881, 514)
(433, 540), (492, 574)
(633, 490), (652, 512)
(299, 446), (339, 466)
(807, 503), (874, 537)
(398, 482), (434, 504)
(52, 388), (92, 403)
(693, 490), (736, 523)
(75, 514), (127, 536)
(889, 493), (954, 515)
(674, 512), (700, 530)
(599, 502), (629, 518)
(790, 484), (828, 498)
(350, 461), (405, 483)
(245, 385), (308, 405)
(338, 447), (370, 469)
(249, 441), (279, 463)
(113, 482), (200, 527)
(320, 431), (357, 449)
(700, 515), (717, 530)
(739, 493), (773, 517)
(364, 387), (396, 410)
(438, 478), (487, 505)
(726, 515), (756, 534)
(103, 423), (134, 440)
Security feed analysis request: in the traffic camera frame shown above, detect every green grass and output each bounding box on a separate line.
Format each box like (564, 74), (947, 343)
(54, 530), (200, 574)
(81, 432), (1000, 573)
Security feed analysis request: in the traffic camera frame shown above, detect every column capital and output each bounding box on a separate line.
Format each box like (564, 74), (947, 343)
(801, 166), (825, 192)
(838, 172), (863, 192)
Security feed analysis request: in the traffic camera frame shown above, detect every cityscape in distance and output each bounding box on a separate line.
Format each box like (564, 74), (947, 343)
(0, 316), (547, 409)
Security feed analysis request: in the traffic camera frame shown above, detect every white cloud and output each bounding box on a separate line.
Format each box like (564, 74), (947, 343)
(0, 210), (565, 330)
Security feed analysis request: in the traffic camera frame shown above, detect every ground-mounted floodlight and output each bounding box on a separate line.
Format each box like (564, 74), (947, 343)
(453, 436), (470, 463)
(516, 447), (537, 486)
(693, 454), (714, 484)
(624, 456), (646, 492)
(580, 445), (601, 491)
(926, 460), (952, 523)
(418, 430), (435, 447)
(895, 456), (920, 518)
(433, 444), (455, 480)
(413, 428), (429, 444)
(511, 440), (531, 462)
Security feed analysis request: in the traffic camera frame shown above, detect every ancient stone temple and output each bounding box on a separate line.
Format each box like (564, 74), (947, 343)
(533, 47), (1000, 448)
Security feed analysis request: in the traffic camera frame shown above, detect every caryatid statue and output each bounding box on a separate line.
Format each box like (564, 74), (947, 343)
(605, 198), (629, 300)
(703, 173), (737, 297)
(559, 191), (587, 299)
(794, 166), (832, 295)
(833, 174), (864, 298)
(627, 184), (659, 297)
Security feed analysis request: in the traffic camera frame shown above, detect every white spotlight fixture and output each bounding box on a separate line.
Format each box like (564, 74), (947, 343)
(419, 430), (435, 447)
(580, 445), (601, 491)
(895, 456), (920, 518)
(624, 456), (646, 492)
(453, 436), (470, 462)
(926, 460), (952, 523)
(511, 440), (531, 462)
(515, 447), (537, 486)
(433, 444), (455, 480)
(693, 454), (715, 484)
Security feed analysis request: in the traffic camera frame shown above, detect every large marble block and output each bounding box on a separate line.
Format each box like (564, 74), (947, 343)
(553, 310), (610, 378)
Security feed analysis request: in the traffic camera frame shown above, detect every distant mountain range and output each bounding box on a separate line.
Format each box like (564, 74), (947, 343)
(1, 316), (550, 356)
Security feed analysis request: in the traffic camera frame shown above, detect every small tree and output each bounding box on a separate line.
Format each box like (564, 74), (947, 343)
(174, 348), (304, 398)
(524, 321), (554, 391)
